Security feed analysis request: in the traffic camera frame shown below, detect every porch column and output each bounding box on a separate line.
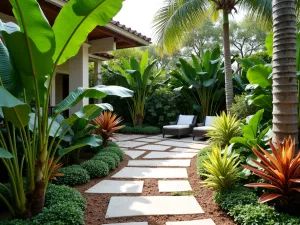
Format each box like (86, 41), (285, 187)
(69, 43), (91, 114)
(94, 61), (102, 103)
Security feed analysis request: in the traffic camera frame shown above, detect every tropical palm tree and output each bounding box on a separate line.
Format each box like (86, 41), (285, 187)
(272, 0), (298, 143)
(152, 0), (272, 111)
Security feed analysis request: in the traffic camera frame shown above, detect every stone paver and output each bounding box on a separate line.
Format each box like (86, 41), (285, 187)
(117, 141), (147, 148)
(166, 219), (216, 225)
(155, 140), (206, 149)
(105, 196), (204, 218)
(171, 148), (199, 153)
(128, 159), (191, 167)
(85, 180), (144, 194)
(112, 167), (188, 178)
(134, 138), (158, 143)
(143, 152), (197, 159)
(124, 150), (146, 159)
(136, 144), (171, 151)
(148, 135), (165, 140)
(114, 134), (145, 141)
(103, 223), (148, 225)
(158, 180), (192, 192)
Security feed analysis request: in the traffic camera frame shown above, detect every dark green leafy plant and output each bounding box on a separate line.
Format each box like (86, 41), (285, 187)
(230, 109), (271, 150)
(145, 88), (180, 127)
(52, 165), (90, 186)
(169, 46), (225, 121)
(118, 125), (161, 134)
(81, 160), (109, 178)
(97, 152), (120, 164)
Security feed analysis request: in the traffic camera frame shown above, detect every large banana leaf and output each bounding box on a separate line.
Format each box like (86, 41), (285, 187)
(54, 86), (132, 115)
(0, 40), (14, 91)
(0, 87), (30, 129)
(59, 136), (101, 156)
(247, 65), (272, 88)
(53, 0), (123, 65)
(63, 103), (113, 125)
(7, 0), (55, 76)
(0, 20), (20, 35)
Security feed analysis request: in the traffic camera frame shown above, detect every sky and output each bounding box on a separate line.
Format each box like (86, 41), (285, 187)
(114, 0), (246, 42)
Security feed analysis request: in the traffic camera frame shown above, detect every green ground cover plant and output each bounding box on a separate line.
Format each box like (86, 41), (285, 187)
(118, 125), (161, 134)
(101, 147), (125, 161)
(53, 165), (90, 187)
(80, 160), (109, 179)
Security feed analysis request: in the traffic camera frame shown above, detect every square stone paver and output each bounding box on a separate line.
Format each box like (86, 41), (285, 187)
(134, 138), (159, 143)
(136, 144), (171, 151)
(166, 219), (216, 225)
(124, 150), (146, 159)
(171, 148), (199, 153)
(128, 159), (191, 167)
(112, 167), (188, 178)
(85, 180), (144, 194)
(117, 141), (147, 148)
(148, 135), (165, 140)
(158, 180), (192, 192)
(105, 196), (204, 218)
(114, 134), (145, 141)
(143, 152), (197, 159)
(103, 223), (148, 225)
(155, 140), (207, 149)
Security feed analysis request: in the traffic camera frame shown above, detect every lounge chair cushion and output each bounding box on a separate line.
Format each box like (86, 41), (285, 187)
(177, 115), (195, 125)
(194, 126), (215, 131)
(205, 116), (217, 126)
(163, 125), (190, 129)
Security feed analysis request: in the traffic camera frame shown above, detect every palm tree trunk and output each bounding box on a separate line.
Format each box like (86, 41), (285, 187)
(272, 0), (298, 144)
(222, 10), (234, 112)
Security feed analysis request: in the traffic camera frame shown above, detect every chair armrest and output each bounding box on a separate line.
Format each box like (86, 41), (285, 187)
(197, 123), (204, 127)
(169, 121), (177, 125)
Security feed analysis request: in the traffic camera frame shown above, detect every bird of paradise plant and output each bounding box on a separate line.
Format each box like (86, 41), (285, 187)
(93, 111), (124, 147)
(243, 137), (300, 205)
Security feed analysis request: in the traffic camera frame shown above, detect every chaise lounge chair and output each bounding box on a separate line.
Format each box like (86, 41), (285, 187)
(193, 116), (217, 140)
(162, 115), (197, 139)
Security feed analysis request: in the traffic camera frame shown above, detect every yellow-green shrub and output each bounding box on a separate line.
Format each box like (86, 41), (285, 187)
(201, 146), (240, 192)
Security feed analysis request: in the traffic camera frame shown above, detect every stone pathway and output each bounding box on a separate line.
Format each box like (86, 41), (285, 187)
(85, 134), (216, 225)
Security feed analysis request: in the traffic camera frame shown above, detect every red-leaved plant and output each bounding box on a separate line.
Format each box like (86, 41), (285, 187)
(48, 159), (64, 181)
(93, 111), (124, 147)
(243, 137), (300, 204)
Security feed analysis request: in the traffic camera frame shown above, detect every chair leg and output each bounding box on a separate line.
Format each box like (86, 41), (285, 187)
(178, 135), (180, 139)
(193, 136), (195, 140)
(163, 134), (165, 138)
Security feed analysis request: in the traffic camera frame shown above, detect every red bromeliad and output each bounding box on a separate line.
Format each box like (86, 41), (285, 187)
(243, 137), (300, 204)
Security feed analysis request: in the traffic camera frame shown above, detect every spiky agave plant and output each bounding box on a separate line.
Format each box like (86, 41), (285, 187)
(243, 137), (300, 205)
(93, 111), (124, 147)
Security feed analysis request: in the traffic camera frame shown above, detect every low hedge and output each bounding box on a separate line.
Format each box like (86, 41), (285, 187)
(97, 151), (120, 164)
(118, 125), (161, 134)
(215, 185), (300, 225)
(92, 155), (117, 170)
(101, 147), (124, 161)
(80, 160), (109, 178)
(107, 142), (119, 148)
(197, 146), (212, 178)
(53, 165), (90, 186)
(0, 184), (85, 225)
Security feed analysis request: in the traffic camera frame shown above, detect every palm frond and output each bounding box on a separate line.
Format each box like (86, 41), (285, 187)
(152, 0), (210, 54)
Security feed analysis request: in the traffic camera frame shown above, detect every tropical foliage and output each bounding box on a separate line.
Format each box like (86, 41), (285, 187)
(0, 0), (132, 218)
(169, 46), (225, 121)
(207, 112), (241, 148)
(243, 137), (300, 206)
(104, 50), (163, 126)
(201, 146), (240, 192)
(92, 111), (124, 147)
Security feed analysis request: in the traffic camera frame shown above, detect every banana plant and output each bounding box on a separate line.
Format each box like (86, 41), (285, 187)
(169, 45), (225, 122)
(0, 0), (132, 218)
(104, 50), (163, 126)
